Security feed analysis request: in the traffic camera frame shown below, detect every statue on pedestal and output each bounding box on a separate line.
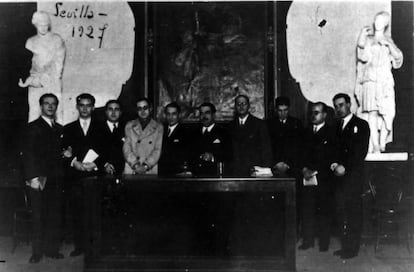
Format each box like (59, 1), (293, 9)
(355, 11), (403, 153)
(18, 11), (65, 123)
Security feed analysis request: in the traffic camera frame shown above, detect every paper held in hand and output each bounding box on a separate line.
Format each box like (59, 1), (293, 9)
(303, 171), (318, 186)
(82, 149), (99, 163)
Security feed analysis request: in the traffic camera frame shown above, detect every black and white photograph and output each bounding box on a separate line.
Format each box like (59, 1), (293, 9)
(0, 1), (413, 271)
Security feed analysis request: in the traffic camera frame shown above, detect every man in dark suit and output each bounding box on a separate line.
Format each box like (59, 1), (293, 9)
(191, 102), (231, 177)
(158, 102), (190, 176)
(267, 96), (303, 176)
(189, 102), (231, 254)
(101, 99), (125, 175)
(228, 95), (272, 177)
(331, 93), (370, 259)
(299, 102), (335, 252)
(23, 93), (68, 263)
(63, 93), (104, 257)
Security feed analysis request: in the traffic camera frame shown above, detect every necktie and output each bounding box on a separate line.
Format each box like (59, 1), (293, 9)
(313, 126), (317, 134)
(340, 119), (345, 131)
(50, 120), (55, 128)
(82, 121), (88, 135)
(167, 127), (172, 137)
(239, 119), (244, 126)
(203, 127), (207, 134)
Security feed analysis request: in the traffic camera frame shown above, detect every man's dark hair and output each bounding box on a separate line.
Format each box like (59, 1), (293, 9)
(39, 93), (59, 105)
(105, 99), (122, 110)
(76, 93), (95, 106)
(199, 102), (216, 114)
(313, 102), (327, 113)
(332, 93), (351, 104)
(235, 94), (250, 105)
(164, 102), (181, 114)
(136, 97), (152, 107)
(275, 96), (290, 107)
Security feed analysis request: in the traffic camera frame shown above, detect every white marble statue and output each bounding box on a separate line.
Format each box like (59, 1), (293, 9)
(355, 11), (403, 153)
(18, 11), (65, 123)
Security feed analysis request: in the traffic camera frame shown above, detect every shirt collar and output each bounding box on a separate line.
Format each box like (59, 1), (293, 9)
(168, 123), (179, 134)
(342, 113), (353, 129)
(106, 120), (118, 131)
(41, 116), (54, 127)
(313, 122), (325, 132)
(238, 114), (249, 124)
(203, 123), (215, 133)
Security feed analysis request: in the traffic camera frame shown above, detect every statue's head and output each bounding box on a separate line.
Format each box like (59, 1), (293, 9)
(373, 11), (390, 34)
(32, 11), (51, 36)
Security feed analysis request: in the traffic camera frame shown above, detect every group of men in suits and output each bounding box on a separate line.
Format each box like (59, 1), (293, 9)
(22, 90), (369, 262)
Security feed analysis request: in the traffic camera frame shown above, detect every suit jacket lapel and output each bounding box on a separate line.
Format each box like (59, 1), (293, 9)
(133, 119), (156, 140)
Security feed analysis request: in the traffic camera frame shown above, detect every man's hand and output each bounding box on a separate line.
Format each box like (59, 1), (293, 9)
(73, 160), (86, 171)
(302, 167), (315, 180)
(273, 162), (290, 173)
(62, 146), (72, 158)
(104, 163), (116, 175)
(83, 162), (97, 172)
(333, 164), (346, 177)
(200, 152), (214, 162)
(133, 164), (147, 175)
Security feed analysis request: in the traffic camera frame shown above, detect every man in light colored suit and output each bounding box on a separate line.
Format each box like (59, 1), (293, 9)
(123, 98), (163, 175)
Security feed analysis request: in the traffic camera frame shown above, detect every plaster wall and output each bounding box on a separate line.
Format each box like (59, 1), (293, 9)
(287, 1), (391, 112)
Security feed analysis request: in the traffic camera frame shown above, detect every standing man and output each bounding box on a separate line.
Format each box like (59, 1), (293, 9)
(101, 100), (125, 175)
(191, 102), (231, 177)
(158, 102), (190, 176)
(228, 94), (272, 176)
(23, 93), (67, 263)
(267, 96), (303, 176)
(123, 98), (163, 175)
(63, 93), (104, 257)
(299, 102), (335, 252)
(331, 93), (370, 259)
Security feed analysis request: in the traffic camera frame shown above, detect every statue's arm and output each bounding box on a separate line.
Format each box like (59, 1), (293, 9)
(387, 38), (403, 69)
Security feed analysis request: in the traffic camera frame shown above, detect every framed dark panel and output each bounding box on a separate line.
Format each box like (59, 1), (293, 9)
(151, 2), (270, 122)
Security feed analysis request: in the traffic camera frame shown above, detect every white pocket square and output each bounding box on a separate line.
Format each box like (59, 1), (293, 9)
(213, 139), (221, 144)
(173, 139), (180, 142)
(353, 126), (358, 133)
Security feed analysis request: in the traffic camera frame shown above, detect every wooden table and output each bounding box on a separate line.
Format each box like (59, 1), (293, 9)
(82, 175), (296, 272)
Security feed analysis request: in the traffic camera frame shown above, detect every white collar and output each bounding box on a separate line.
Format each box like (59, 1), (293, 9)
(41, 116), (54, 127)
(313, 122), (325, 132)
(168, 123), (179, 135)
(106, 120), (118, 131)
(238, 114), (249, 124)
(79, 117), (91, 125)
(203, 123), (215, 133)
(342, 114), (353, 129)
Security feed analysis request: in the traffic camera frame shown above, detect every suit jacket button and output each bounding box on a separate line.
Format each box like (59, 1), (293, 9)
(138, 140), (141, 143)
(149, 141), (152, 144)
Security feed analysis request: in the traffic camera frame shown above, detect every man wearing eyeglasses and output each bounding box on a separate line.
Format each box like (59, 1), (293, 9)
(228, 94), (272, 177)
(299, 102), (335, 252)
(123, 97), (163, 175)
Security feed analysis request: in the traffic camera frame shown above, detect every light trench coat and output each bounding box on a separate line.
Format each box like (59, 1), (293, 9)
(123, 118), (164, 175)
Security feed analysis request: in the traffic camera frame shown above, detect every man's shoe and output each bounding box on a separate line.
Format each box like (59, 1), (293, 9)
(45, 252), (64, 259)
(341, 251), (358, 259)
(333, 249), (343, 256)
(70, 249), (84, 257)
(29, 254), (42, 263)
(298, 242), (314, 250)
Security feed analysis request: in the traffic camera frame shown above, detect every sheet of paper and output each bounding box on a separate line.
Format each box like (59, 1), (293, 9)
(82, 149), (99, 163)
